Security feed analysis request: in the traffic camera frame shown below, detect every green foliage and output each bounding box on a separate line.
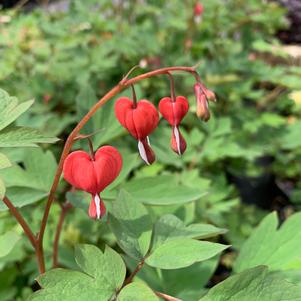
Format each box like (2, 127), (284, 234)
(0, 148), (57, 210)
(29, 245), (126, 301)
(200, 266), (301, 301)
(109, 191), (153, 260)
(0, 231), (20, 258)
(235, 212), (301, 273)
(0, 0), (300, 299)
(145, 238), (228, 269)
(0, 127), (58, 147)
(118, 282), (159, 301)
(0, 89), (34, 131)
(123, 175), (207, 205)
(0, 153), (11, 170)
(0, 89), (58, 147)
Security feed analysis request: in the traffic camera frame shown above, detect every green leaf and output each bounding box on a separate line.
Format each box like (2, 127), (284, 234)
(281, 121), (301, 150)
(109, 190), (152, 260)
(124, 175), (207, 205)
(29, 244), (126, 301)
(0, 187), (47, 211)
(0, 89), (34, 131)
(161, 257), (219, 301)
(234, 212), (301, 272)
(93, 98), (126, 146)
(66, 191), (89, 212)
(146, 238), (229, 269)
(0, 148), (57, 191)
(76, 83), (124, 146)
(118, 282), (159, 301)
(0, 127), (58, 147)
(76, 82), (98, 135)
(0, 177), (5, 200)
(107, 152), (139, 190)
(151, 214), (227, 250)
(75, 244), (126, 290)
(0, 153), (11, 170)
(0, 231), (20, 258)
(200, 266), (301, 301)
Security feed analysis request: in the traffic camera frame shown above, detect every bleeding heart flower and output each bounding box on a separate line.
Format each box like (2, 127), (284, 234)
(194, 82), (216, 122)
(159, 96), (189, 155)
(63, 146), (122, 219)
(114, 97), (159, 165)
(194, 1), (204, 24)
(194, 2), (204, 16)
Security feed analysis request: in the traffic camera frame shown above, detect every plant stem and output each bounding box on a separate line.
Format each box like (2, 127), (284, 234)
(155, 291), (183, 301)
(130, 84), (137, 108)
(2, 197), (45, 274)
(166, 72), (176, 102)
(2, 197), (36, 247)
(52, 202), (72, 268)
(37, 66), (200, 274)
(87, 137), (95, 160)
(124, 258), (145, 286)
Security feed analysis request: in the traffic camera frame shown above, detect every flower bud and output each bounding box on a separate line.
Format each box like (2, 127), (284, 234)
(194, 83), (210, 122)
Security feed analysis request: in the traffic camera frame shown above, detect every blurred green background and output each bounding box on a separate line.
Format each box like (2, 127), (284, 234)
(1, 0), (301, 300)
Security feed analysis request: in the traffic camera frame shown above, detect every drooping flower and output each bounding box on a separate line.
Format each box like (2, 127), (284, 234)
(194, 82), (216, 122)
(114, 97), (159, 165)
(159, 96), (189, 155)
(194, 1), (204, 23)
(63, 146), (122, 219)
(194, 1), (204, 16)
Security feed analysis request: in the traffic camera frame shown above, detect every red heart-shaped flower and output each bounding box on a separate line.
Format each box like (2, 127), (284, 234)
(158, 96), (189, 126)
(63, 146), (122, 195)
(115, 97), (159, 164)
(115, 97), (159, 140)
(159, 96), (189, 155)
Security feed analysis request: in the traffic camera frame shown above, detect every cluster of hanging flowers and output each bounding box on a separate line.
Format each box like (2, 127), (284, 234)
(62, 71), (215, 219)
(115, 74), (215, 165)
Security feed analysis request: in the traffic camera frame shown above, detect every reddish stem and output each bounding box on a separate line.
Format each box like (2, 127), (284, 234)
(2, 196), (36, 247)
(130, 84), (137, 108)
(167, 72), (176, 102)
(2, 197), (45, 274)
(155, 291), (183, 301)
(52, 202), (72, 268)
(124, 258), (145, 286)
(87, 137), (95, 161)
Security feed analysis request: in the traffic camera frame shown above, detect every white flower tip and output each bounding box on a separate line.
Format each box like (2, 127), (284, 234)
(94, 194), (101, 219)
(138, 140), (150, 165)
(173, 126), (181, 155)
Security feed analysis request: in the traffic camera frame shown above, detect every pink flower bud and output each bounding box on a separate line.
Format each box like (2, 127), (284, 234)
(194, 83), (210, 122)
